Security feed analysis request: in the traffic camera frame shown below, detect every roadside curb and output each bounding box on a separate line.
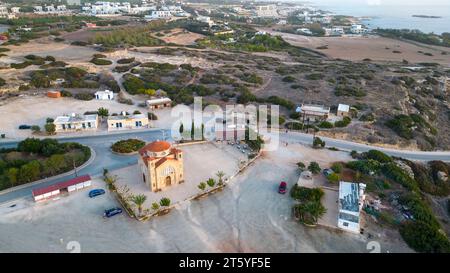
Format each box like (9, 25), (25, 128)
(0, 146), (96, 196)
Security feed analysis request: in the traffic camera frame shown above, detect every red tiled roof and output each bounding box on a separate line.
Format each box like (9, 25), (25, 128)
(140, 141), (171, 153)
(32, 175), (91, 197)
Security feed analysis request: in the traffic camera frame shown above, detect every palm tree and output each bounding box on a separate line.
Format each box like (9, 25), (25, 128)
(131, 194), (147, 216)
(206, 178), (216, 187)
(160, 197), (171, 207)
(198, 182), (207, 191)
(216, 171), (225, 185)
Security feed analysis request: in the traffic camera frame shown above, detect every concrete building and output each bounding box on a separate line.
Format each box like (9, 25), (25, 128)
(54, 114), (99, 132)
(138, 141), (184, 192)
(196, 15), (214, 26)
(95, 90), (114, 100)
(254, 4), (278, 17)
(350, 24), (367, 34)
(145, 10), (171, 20)
(146, 97), (172, 110)
(338, 181), (366, 233)
(297, 104), (330, 121)
(107, 112), (149, 131)
(337, 104), (350, 117)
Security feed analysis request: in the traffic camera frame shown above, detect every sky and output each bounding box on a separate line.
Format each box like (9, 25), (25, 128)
(309, 0), (450, 6)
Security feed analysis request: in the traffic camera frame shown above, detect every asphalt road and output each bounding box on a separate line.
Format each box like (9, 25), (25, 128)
(0, 129), (170, 203)
(1, 129), (449, 203)
(278, 131), (450, 162)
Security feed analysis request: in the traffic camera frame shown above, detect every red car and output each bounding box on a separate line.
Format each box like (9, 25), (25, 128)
(278, 181), (287, 194)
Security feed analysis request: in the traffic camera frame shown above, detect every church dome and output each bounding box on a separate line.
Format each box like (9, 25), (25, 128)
(141, 141), (171, 153)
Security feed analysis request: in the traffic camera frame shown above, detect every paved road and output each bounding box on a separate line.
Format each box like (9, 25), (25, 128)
(0, 129), (170, 203)
(278, 131), (450, 162)
(1, 129), (449, 203)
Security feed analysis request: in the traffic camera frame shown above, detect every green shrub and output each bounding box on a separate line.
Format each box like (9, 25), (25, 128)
(331, 162), (343, 173)
(90, 58), (112, 66)
(74, 92), (94, 101)
(111, 139), (146, 153)
(318, 121), (334, 128)
(117, 57), (135, 64)
(313, 137), (325, 149)
(400, 221), (450, 253)
(334, 116), (351, 127)
(308, 161), (321, 174)
(364, 150), (392, 163)
(282, 75), (296, 82)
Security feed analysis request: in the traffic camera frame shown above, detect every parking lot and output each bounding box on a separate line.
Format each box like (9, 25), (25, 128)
(0, 142), (412, 253)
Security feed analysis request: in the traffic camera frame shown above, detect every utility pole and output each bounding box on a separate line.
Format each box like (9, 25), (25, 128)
(73, 158), (78, 177)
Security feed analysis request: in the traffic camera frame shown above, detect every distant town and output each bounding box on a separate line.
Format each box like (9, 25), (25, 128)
(0, 0), (449, 255)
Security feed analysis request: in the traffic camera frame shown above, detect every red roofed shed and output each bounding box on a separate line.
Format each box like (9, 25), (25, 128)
(32, 175), (92, 202)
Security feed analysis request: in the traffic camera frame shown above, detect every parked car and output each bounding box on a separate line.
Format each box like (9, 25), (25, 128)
(18, 125), (31, 130)
(89, 189), (105, 198)
(323, 168), (334, 176)
(278, 181), (287, 194)
(103, 207), (122, 218)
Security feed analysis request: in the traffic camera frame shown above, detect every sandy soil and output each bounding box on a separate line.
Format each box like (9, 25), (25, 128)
(262, 29), (450, 65)
(0, 95), (148, 139)
(156, 29), (205, 46)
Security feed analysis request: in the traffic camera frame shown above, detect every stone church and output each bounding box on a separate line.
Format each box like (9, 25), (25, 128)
(138, 141), (184, 192)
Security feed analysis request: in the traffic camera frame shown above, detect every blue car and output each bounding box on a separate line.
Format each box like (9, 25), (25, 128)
(89, 189), (105, 198)
(104, 207), (122, 218)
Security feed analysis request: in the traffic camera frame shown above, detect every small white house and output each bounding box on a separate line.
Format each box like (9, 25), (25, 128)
(95, 90), (114, 100)
(337, 104), (350, 117)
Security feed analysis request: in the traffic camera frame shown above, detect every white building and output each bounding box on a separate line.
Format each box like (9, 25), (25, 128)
(54, 114), (99, 132)
(254, 4), (278, 17)
(146, 97), (172, 110)
(11, 7), (20, 14)
(297, 28), (312, 35)
(95, 90), (114, 100)
(145, 10), (172, 20)
(196, 15), (214, 26)
(350, 24), (368, 34)
(337, 104), (350, 117)
(338, 181), (366, 233)
(324, 26), (345, 36)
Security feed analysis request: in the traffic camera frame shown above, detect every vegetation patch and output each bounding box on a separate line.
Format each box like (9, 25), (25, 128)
(111, 139), (146, 154)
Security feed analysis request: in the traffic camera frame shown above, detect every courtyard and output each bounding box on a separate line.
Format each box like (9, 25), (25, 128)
(111, 141), (248, 216)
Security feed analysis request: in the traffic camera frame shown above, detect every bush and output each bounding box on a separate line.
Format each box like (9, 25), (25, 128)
(60, 90), (72, 97)
(385, 115), (414, 139)
(308, 162), (321, 174)
(334, 116), (351, 127)
(318, 121), (333, 128)
(327, 173), (340, 183)
(117, 57), (135, 64)
(400, 221), (450, 253)
(74, 92), (94, 101)
(382, 163), (418, 191)
(111, 139), (146, 154)
(90, 58), (113, 66)
(331, 162), (343, 173)
(335, 85), (366, 97)
(282, 75), (296, 83)
(313, 137), (325, 148)
(0, 77), (5, 87)
(364, 150), (392, 163)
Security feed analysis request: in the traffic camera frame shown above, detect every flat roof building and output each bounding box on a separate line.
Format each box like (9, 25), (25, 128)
(54, 114), (99, 132)
(107, 112), (149, 131)
(338, 181), (366, 233)
(146, 97), (172, 110)
(297, 104), (330, 120)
